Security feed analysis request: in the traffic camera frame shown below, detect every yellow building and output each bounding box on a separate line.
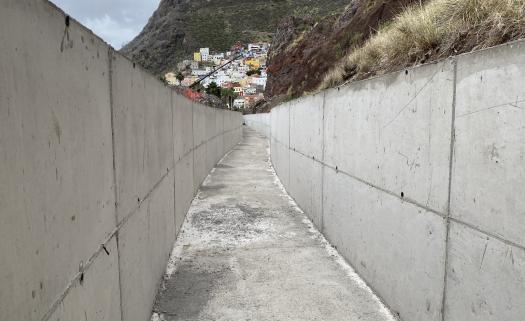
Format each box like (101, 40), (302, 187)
(194, 52), (202, 62)
(245, 58), (260, 69)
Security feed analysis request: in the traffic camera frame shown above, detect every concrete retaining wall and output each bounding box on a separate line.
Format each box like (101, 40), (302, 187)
(244, 113), (270, 138)
(0, 1), (242, 321)
(246, 40), (525, 321)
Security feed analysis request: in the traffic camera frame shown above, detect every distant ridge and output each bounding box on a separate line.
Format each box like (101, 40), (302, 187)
(120, 0), (348, 75)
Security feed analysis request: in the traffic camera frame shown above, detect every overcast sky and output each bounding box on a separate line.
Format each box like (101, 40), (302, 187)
(51, 0), (160, 49)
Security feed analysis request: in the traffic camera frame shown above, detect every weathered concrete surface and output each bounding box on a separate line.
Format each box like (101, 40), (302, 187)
(0, 2), (116, 320)
(0, 2), (242, 321)
(270, 105), (291, 189)
(45, 238), (121, 321)
(445, 222), (525, 321)
(151, 128), (396, 321)
(245, 38), (525, 321)
(446, 40), (525, 321)
(451, 41), (525, 247)
(111, 52), (174, 222)
(172, 94), (194, 163)
(289, 152), (324, 228)
(289, 94), (324, 160)
(322, 168), (447, 321)
(243, 113), (271, 138)
(119, 171), (175, 321)
(323, 61), (455, 214)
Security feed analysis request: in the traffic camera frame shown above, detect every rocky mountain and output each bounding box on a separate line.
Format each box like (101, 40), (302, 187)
(263, 0), (423, 106)
(121, 0), (349, 75)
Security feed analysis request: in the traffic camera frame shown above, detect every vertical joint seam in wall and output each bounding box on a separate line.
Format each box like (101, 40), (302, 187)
(192, 102), (196, 196)
(288, 106), (291, 187)
(320, 93), (327, 232)
(441, 57), (458, 321)
(40, 47), (124, 321)
(107, 47), (125, 321)
(171, 92), (177, 235)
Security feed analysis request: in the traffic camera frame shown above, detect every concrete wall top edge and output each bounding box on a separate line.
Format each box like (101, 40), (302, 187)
(42, 0), (112, 50)
(46, 0), (242, 117)
(264, 35), (525, 321)
(272, 38), (525, 109)
(0, 2), (242, 321)
(324, 58), (455, 100)
(1, 1), (116, 320)
(451, 37), (525, 248)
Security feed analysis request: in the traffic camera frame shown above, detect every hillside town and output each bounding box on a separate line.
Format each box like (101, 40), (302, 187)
(164, 42), (269, 110)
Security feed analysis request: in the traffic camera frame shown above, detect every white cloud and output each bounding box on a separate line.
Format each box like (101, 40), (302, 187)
(50, 0), (160, 49)
(85, 14), (137, 49)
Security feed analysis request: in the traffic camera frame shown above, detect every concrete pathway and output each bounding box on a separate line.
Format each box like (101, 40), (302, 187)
(151, 128), (396, 321)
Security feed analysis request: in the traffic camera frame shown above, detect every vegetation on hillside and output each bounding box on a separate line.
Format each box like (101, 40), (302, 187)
(262, 0), (421, 111)
(321, 0), (525, 89)
(121, 0), (349, 75)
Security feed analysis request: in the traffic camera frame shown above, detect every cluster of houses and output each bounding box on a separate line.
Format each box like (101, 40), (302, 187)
(165, 43), (269, 109)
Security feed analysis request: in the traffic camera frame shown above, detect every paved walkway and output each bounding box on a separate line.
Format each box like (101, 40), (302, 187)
(151, 128), (396, 321)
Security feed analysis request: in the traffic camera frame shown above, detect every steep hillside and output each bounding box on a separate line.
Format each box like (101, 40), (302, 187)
(121, 0), (349, 75)
(264, 0), (422, 104)
(322, 0), (525, 88)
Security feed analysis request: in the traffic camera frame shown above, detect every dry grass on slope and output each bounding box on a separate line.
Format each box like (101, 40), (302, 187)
(321, 0), (525, 89)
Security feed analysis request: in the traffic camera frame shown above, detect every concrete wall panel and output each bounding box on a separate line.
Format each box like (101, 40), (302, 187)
(290, 94), (324, 160)
(224, 110), (233, 155)
(271, 140), (290, 189)
(0, 2), (242, 320)
(322, 168), (447, 321)
(216, 110), (225, 160)
(193, 144), (207, 192)
(289, 152), (323, 228)
(205, 107), (217, 141)
(445, 222), (525, 321)
(112, 54), (174, 222)
(272, 104), (290, 146)
(324, 61), (455, 213)
(227, 130), (235, 153)
(244, 113), (271, 137)
(0, 2), (115, 320)
(193, 103), (206, 147)
(206, 136), (219, 172)
(175, 151), (195, 234)
(260, 39), (524, 321)
(223, 130), (232, 155)
(270, 104), (290, 189)
(172, 94), (193, 162)
(118, 173), (175, 321)
(451, 41), (525, 247)
(45, 238), (121, 321)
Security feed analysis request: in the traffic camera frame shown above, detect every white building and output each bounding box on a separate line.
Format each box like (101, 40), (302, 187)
(237, 65), (249, 73)
(233, 98), (245, 109)
(244, 87), (256, 95)
(215, 75), (231, 87)
(200, 48), (210, 61)
(191, 69), (208, 76)
(231, 72), (245, 82)
(251, 76), (267, 88)
(233, 87), (243, 95)
(248, 44), (261, 52)
(213, 56), (223, 65)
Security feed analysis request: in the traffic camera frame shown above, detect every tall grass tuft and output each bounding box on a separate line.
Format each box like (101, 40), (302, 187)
(321, 0), (525, 89)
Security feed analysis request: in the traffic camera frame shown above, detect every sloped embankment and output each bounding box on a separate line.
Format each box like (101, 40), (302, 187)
(322, 0), (525, 88)
(264, 0), (422, 105)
